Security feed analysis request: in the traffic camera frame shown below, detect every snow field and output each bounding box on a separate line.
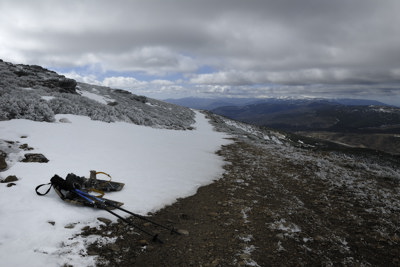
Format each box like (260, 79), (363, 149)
(0, 111), (231, 266)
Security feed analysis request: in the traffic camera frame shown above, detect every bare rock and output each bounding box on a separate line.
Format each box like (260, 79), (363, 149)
(81, 226), (90, 231)
(109, 243), (120, 252)
(64, 223), (76, 229)
(59, 117), (71, 123)
(87, 249), (98, 256)
(22, 153), (49, 163)
(19, 144), (34, 150)
(97, 217), (112, 225)
(0, 154), (7, 170)
(2, 175), (18, 183)
(177, 229), (189, 236)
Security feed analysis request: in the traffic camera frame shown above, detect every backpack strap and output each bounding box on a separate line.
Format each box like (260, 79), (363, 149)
(35, 182), (53, 196)
(51, 174), (74, 190)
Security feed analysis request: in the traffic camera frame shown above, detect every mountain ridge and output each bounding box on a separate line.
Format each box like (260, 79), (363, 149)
(0, 59), (195, 130)
(212, 101), (400, 132)
(164, 96), (392, 110)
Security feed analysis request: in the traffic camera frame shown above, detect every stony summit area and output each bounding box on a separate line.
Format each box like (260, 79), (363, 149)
(79, 113), (400, 267)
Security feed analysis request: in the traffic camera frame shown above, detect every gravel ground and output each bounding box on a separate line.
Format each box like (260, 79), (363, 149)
(80, 131), (400, 266)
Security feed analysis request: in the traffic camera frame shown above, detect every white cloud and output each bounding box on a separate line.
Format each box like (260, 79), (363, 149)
(150, 79), (174, 85)
(60, 71), (102, 86)
(102, 76), (147, 89)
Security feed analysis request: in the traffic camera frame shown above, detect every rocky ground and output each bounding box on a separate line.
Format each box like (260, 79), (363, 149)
(80, 127), (400, 266)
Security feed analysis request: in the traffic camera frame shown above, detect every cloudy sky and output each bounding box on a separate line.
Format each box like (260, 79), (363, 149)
(1, 0), (400, 105)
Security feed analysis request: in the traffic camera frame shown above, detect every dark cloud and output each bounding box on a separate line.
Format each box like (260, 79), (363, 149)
(1, 0), (400, 104)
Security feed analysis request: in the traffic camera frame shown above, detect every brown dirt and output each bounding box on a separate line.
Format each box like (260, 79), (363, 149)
(80, 138), (400, 266)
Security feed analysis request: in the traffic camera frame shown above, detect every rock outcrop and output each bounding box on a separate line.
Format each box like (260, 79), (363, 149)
(22, 153), (49, 163)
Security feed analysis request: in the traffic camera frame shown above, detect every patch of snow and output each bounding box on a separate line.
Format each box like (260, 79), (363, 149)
(0, 111), (231, 267)
(220, 117), (287, 145)
(239, 234), (253, 242)
(77, 89), (115, 105)
(145, 102), (156, 107)
(269, 218), (301, 233)
(241, 207), (252, 223)
(41, 96), (55, 101)
(277, 241), (285, 252)
(236, 244), (261, 267)
(270, 135), (283, 145)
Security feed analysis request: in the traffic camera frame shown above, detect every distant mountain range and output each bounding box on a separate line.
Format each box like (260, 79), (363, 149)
(164, 97), (390, 110)
(165, 97), (400, 133)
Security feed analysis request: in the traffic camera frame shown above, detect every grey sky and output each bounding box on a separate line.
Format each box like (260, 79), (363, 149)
(1, 0), (400, 105)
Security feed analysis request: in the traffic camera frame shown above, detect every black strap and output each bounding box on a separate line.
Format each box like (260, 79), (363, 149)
(35, 174), (82, 200)
(35, 182), (52, 196)
(35, 174), (72, 196)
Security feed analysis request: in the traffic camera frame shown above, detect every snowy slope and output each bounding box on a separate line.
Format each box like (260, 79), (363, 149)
(0, 111), (231, 267)
(0, 59), (195, 129)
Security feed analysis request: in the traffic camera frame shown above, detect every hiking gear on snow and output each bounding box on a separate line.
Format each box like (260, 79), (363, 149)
(87, 170), (125, 192)
(73, 189), (164, 243)
(36, 172), (180, 243)
(35, 174), (74, 197)
(74, 188), (181, 236)
(35, 174), (124, 208)
(35, 182), (52, 196)
(35, 171), (124, 197)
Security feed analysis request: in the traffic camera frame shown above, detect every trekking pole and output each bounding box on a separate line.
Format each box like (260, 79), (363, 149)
(112, 205), (181, 235)
(74, 189), (163, 243)
(76, 189), (181, 235)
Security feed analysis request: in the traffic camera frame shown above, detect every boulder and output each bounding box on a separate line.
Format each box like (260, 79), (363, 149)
(19, 144), (34, 151)
(22, 153), (49, 163)
(64, 223), (76, 229)
(59, 117), (71, 123)
(0, 154), (7, 170)
(97, 217), (112, 225)
(1, 175), (18, 183)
